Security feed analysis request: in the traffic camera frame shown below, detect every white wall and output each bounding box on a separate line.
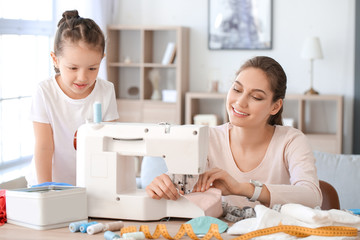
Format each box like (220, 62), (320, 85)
(116, 0), (355, 153)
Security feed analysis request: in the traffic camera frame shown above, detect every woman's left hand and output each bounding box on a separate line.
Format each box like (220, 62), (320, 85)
(193, 168), (240, 195)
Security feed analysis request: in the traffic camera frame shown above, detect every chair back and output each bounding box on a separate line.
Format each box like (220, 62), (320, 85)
(319, 180), (340, 210)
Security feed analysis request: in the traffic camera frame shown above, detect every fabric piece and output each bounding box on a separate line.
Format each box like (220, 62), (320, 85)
(186, 216), (228, 235)
(25, 76), (119, 186)
(348, 209), (360, 215)
(280, 203), (360, 229)
(208, 123), (322, 209)
(30, 182), (73, 188)
(227, 203), (360, 239)
(183, 188), (223, 218)
(0, 189), (6, 226)
(140, 156), (168, 189)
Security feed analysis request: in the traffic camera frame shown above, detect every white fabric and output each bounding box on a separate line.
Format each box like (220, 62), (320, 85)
(25, 75), (119, 186)
(227, 203), (360, 239)
(314, 151), (360, 209)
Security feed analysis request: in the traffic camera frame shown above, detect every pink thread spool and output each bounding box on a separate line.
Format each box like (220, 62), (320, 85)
(104, 221), (124, 231)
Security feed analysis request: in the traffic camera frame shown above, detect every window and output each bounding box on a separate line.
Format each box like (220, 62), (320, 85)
(0, 0), (55, 182)
(0, 0), (109, 183)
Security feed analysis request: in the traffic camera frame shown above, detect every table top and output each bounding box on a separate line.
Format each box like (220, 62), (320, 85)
(0, 218), (236, 240)
(1, 218), (359, 240)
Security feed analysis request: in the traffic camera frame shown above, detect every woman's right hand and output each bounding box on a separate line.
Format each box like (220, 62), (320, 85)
(145, 174), (183, 200)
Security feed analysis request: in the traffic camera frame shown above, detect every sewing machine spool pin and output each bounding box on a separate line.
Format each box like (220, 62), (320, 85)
(159, 122), (171, 134)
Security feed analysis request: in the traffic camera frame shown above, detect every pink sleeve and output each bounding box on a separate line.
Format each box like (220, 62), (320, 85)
(266, 132), (322, 208)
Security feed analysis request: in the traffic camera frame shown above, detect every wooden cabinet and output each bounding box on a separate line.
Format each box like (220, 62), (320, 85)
(185, 92), (343, 154)
(106, 25), (189, 124)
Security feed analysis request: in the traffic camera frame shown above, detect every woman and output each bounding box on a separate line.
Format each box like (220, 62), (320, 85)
(146, 56), (322, 209)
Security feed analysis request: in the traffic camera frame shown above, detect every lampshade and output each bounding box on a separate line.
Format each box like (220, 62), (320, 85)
(301, 37), (323, 60)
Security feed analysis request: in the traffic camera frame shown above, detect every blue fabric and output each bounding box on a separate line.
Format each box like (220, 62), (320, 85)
(348, 209), (360, 215)
(140, 156), (168, 189)
(31, 182), (72, 188)
(186, 216), (228, 235)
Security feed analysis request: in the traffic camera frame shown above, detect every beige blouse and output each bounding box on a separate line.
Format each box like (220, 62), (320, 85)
(208, 123), (322, 208)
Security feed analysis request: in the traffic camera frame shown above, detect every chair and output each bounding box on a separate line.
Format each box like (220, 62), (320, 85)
(319, 180), (340, 210)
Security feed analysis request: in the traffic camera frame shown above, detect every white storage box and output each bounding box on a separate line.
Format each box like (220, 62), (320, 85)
(162, 90), (177, 102)
(194, 114), (218, 126)
(6, 185), (87, 230)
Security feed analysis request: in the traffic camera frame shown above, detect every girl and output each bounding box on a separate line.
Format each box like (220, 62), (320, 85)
(26, 10), (119, 186)
(146, 56), (322, 209)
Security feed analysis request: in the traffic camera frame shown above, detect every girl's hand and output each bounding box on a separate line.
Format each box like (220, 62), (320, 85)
(193, 168), (240, 195)
(145, 173), (184, 200)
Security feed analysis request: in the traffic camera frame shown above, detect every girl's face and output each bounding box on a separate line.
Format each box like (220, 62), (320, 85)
(51, 41), (103, 99)
(226, 67), (282, 128)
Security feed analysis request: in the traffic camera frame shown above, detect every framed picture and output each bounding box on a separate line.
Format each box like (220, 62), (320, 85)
(208, 0), (273, 50)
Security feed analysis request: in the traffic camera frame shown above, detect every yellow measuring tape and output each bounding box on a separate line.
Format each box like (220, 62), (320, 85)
(120, 223), (358, 240)
(121, 223), (221, 240)
(232, 224), (358, 240)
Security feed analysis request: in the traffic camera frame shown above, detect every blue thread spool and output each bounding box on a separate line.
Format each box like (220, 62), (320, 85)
(69, 220), (88, 232)
(79, 221), (98, 233)
(93, 102), (102, 123)
(122, 231), (145, 240)
(104, 230), (121, 240)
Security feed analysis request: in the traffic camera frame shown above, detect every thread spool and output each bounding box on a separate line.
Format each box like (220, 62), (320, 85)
(93, 102), (102, 123)
(87, 222), (104, 235)
(69, 220), (88, 232)
(104, 230), (121, 240)
(79, 221), (98, 233)
(104, 221), (124, 231)
(122, 231), (145, 240)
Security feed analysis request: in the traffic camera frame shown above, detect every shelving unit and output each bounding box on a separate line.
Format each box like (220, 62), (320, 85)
(106, 25), (189, 124)
(283, 94), (343, 154)
(185, 92), (227, 125)
(185, 92), (343, 154)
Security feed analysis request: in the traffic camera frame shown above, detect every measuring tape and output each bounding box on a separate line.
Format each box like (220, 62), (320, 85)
(121, 223), (222, 240)
(120, 223), (358, 240)
(231, 224), (358, 240)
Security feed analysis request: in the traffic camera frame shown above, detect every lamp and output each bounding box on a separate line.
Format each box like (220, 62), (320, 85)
(301, 36), (323, 95)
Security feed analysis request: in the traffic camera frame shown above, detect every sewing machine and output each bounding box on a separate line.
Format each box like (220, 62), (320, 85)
(76, 122), (209, 221)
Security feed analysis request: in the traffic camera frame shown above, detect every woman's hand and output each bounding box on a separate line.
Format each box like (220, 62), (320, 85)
(193, 168), (240, 195)
(145, 174), (184, 200)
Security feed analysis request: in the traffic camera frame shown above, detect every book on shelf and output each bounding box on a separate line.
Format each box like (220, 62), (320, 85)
(162, 42), (176, 65)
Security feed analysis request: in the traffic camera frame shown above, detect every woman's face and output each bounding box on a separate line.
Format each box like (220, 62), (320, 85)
(226, 67), (282, 128)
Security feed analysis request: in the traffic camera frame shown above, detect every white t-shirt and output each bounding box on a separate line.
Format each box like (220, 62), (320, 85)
(25, 75), (119, 186)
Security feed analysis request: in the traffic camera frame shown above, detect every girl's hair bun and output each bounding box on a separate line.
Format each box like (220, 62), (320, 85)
(58, 10), (80, 27)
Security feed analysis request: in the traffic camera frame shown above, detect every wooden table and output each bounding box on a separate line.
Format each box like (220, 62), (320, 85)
(1, 218), (359, 239)
(0, 218), (235, 240)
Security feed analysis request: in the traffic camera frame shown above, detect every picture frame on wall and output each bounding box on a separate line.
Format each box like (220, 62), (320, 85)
(208, 0), (273, 50)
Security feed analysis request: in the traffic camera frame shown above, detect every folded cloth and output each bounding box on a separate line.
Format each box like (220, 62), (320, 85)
(183, 188), (223, 218)
(228, 203), (360, 239)
(0, 189), (6, 226)
(281, 203), (360, 229)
